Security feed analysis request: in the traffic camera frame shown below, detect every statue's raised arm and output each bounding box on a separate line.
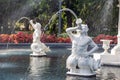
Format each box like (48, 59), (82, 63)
(66, 27), (79, 40)
(66, 18), (82, 40)
(29, 20), (35, 29)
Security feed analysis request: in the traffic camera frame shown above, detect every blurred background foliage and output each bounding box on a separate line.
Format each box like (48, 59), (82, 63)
(0, 0), (119, 36)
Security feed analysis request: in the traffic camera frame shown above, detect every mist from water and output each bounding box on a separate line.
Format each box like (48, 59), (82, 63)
(1, 0), (42, 34)
(93, 0), (114, 35)
(10, 0), (41, 20)
(100, 0), (113, 29)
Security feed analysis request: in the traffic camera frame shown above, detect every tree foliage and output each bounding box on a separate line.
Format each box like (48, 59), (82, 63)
(0, 0), (119, 36)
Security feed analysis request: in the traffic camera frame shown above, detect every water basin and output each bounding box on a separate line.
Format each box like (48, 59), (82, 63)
(0, 48), (120, 80)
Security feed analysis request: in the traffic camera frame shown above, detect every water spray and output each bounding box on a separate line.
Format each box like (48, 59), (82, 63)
(44, 8), (78, 31)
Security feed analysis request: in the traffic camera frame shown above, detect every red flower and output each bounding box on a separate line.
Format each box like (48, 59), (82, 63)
(93, 34), (106, 44)
(46, 35), (56, 43)
(0, 33), (118, 44)
(0, 34), (9, 43)
(64, 37), (71, 43)
(57, 37), (64, 43)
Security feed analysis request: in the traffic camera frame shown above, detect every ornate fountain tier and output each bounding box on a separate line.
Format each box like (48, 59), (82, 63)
(100, 0), (120, 66)
(66, 18), (100, 76)
(94, 39), (120, 66)
(100, 39), (120, 66)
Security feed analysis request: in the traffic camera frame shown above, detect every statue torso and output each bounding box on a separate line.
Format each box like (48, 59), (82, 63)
(72, 36), (91, 56)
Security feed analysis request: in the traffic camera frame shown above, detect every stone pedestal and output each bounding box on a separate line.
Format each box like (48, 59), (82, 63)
(30, 52), (47, 57)
(101, 54), (120, 66)
(30, 42), (50, 57)
(99, 39), (120, 66)
(67, 68), (96, 77)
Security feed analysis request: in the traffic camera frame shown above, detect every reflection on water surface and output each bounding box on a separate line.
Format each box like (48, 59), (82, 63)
(0, 49), (120, 80)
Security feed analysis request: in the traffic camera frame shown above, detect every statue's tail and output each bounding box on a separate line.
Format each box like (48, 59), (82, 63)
(41, 43), (51, 52)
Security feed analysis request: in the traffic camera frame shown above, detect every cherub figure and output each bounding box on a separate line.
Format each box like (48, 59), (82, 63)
(30, 18), (50, 55)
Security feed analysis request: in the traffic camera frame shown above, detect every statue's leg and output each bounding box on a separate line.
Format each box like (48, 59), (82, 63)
(88, 57), (100, 71)
(88, 57), (94, 72)
(94, 59), (101, 70)
(66, 55), (77, 73)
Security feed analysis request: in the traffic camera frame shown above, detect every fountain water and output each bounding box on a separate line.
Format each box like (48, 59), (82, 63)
(99, 0), (114, 32)
(6, 17), (30, 49)
(16, 17), (30, 23)
(44, 8), (78, 31)
(92, 0), (114, 35)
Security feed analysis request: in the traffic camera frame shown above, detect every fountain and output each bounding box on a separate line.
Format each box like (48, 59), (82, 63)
(17, 8), (101, 76)
(100, 0), (120, 66)
(29, 8), (78, 57)
(42, 8), (101, 76)
(1, 0), (120, 80)
(28, 8), (101, 76)
(13, 17), (51, 57)
(66, 18), (100, 76)
(29, 19), (50, 57)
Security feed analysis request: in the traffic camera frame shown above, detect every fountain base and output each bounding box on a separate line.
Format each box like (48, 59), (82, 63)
(30, 52), (47, 57)
(101, 54), (120, 66)
(66, 71), (96, 77)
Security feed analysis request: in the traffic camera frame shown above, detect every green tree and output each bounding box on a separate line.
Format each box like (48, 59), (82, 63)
(62, 0), (118, 36)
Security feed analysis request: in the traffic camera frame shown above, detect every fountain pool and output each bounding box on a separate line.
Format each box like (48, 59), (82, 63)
(0, 46), (120, 80)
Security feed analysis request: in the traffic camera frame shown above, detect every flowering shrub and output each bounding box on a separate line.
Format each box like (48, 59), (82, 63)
(41, 34), (71, 43)
(93, 34), (117, 44)
(41, 34), (57, 43)
(0, 32), (71, 43)
(0, 32), (33, 43)
(0, 34), (9, 43)
(0, 32), (117, 44)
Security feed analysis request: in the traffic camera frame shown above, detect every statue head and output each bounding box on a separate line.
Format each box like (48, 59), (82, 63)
(81, 24), (89, 32)
(33, 18), (40, 24)
(80, 24), (89, 35)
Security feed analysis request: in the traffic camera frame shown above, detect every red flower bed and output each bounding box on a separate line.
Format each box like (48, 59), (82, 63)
(0, 32), (117, 44)
(0, 34), (9, 43)
(93, 34), (117, 44)
(0, 32), (71, 43)
(0, 32), (33, 44)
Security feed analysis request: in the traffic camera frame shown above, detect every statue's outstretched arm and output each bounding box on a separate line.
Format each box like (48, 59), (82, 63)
(29, 20), (35, 28)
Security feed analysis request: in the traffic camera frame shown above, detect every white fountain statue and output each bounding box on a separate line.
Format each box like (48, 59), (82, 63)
(30, 19), (50, 57)
(66, 18), (100, 76)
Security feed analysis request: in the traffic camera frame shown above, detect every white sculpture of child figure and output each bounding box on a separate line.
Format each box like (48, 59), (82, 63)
(66, 18), (99, 76)
(30, 19), (41, 43)
(30, 18), (50, 56)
